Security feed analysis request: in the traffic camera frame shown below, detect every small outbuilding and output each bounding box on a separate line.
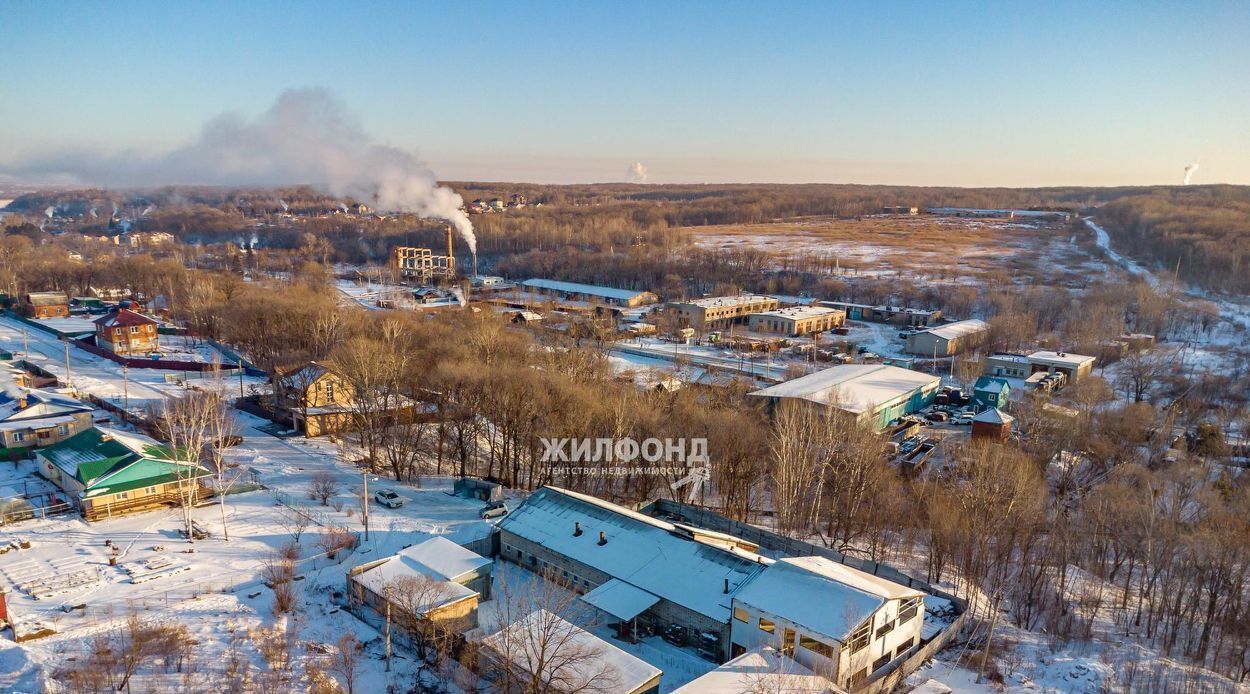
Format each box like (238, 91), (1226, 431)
(971, 408), (1013, 442)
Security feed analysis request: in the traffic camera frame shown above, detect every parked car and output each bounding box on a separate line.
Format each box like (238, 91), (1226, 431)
(374, 489), (404, 508)
(925, 411), (950, 423)
(953, 412), (974, 425)
(480, 501), (509, 519)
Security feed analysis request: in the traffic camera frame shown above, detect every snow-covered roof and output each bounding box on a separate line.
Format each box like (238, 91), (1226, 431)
(580, 578), (661, 621)
(751, 306), (844, 321)
(92, 308), (157, 328)
(972, 408), (1014, 425)
(749, 364), (940, 415)
(393, 536), (492, 583)
(973, 377), (1009, 395)
(672, 647), (841, 694)
(351, 539), (484, 612)
(498, 486), (770, 622)
(1027, 350), (1095, 368)
(481, 609), (661, 692)
(0, 389), (92, 423)
(677, 295), (776, 309)
(521, 279), (653, 302)
(920, 319), (989, 341)
(734, 556), (924, 642)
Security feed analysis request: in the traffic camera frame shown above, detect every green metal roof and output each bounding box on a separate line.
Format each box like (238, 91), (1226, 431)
(40, 428), (207, 495)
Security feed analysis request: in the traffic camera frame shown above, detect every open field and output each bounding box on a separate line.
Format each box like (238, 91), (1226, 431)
(686, 214), (1109, 288)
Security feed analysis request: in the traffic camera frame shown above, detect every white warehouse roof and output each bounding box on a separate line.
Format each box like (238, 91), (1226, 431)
(678, 295), (776, 309)
(1028, 350), (1095, 368)
(749, 364), (940, 415)
(921, 318), (989, 341)
(751, 306), (843, 320)
(521, 278), (652, 302)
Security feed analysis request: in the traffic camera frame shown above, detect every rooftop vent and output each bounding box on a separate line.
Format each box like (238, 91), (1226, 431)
(597, 531), (607, 546)
(573, 522), (582, 537)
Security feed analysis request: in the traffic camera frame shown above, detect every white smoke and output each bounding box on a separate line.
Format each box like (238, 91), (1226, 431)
(4, 88), (477, 255)
(277, 198), (289, 212)
(140, 205), (155, 217)
(44, 206), (55, 219)
(1183, 161), (1200, 185)
(627, 161), (649, 184)
(89, 207), (98, 219)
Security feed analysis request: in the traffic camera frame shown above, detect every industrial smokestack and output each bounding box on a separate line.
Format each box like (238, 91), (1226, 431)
(446, 224), (454, 272)
(1183, 161), (1200, 185)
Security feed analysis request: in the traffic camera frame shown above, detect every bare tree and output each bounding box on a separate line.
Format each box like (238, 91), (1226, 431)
(149, 391), (219, 541)
(309, 470), (340, 506)
(279, 507), (313, 544)
(329, 632), (362, 694)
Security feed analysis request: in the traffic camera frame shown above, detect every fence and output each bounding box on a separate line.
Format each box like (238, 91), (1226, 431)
(71, 337), (240, 373)
(204, 338), (268, 378)
(0, 499), (75, 526)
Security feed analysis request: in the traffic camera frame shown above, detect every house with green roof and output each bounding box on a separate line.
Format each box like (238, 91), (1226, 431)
(35, 427), (211, 521)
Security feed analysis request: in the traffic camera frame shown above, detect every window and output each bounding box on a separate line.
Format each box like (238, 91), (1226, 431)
(847, 668), (868, 687)
(114, 328), (122, 335)
(758, 617), (774, 634)
(733, 607), (749, 623)
(325, 381), (335, 400)
(849, 620), (871, 654)
(130, 326), (139, 334)
(898, 597), (921, 624)
(799, 634), (835, 659)
(895, 637), (916, 658)
(876, 618), (895, 640)
(117, 492), (129, 500)
(12, 432), (23, 442)
(59, 425), (69, 435)
(872, 653), (891, 672)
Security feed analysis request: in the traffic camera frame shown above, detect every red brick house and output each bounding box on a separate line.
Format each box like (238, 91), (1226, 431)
(93, 308), (160, 356)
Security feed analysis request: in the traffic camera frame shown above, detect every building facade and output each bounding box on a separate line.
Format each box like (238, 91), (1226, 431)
(92, 308), (160, 356)
(26, 292), (70, 319)
(904, 319), (990, 357)
(667, 296), (780, 331)
(748, 307), (846, 337)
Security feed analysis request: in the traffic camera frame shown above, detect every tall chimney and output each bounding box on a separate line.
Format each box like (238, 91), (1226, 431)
(446, 224), (454, 273)
(597, 531), (607, 546)
(574, 522), (582, 537)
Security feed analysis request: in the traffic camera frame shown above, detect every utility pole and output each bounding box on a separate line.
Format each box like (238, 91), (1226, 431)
(361, 469), (370, 542)
(122, 365), (129, 413)
(384, 588), (392, 672)
(63, 340), (72, 389)
(238, 362), (245, 398)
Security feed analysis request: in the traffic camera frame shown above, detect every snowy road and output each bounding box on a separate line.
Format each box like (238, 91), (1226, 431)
(1084, 217), (1160, 287)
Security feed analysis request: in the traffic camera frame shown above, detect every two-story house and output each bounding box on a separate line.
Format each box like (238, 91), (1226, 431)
(92, 308), (160, 356)
(730, 556), (926, 690)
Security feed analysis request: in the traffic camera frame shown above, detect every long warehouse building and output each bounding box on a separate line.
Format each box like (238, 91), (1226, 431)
(750, 364), (941, 430)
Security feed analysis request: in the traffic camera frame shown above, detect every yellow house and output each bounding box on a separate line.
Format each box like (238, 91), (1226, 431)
(276, 362), (358, 437)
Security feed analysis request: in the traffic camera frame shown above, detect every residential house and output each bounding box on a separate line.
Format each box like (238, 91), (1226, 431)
(478, 609), (663, 694)
(276, 362), (416, 437)
(36, 428), (211, 521)
(92, 308), (160, 356)
(730, 557), (926, 690)
(0, 388), (94, 452)
(25, 292), (70, 319)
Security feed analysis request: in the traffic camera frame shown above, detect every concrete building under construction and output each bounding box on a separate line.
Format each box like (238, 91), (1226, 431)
(391, 225), (463, 283)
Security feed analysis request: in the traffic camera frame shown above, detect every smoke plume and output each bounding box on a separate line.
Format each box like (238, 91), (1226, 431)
(3, 88), (476, 254)
(1183, 161), (1200, 185)
(627, 161), (649, 184)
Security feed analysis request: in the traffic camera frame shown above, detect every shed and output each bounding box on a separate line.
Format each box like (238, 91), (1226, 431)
(971, 408), (1013, 441)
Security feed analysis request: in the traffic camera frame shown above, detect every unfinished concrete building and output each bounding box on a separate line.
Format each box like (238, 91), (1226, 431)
(391, 246), (455, 282)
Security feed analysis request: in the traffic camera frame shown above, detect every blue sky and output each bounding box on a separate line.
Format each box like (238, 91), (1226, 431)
(1, 1), (1247, 186)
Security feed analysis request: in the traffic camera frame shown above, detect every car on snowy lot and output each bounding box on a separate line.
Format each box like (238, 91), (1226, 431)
(925, 411), (949, 423)
(374, 489), (404, 508)
(953, 411), (975, 425)
(480, 501), (509, 519)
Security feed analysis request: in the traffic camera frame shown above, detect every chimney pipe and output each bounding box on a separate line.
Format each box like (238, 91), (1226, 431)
(446, 225), (454, 273)
(723, 578), (730, 594)
(574, 522), (582, 537)
(597, 531), (607, 546)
